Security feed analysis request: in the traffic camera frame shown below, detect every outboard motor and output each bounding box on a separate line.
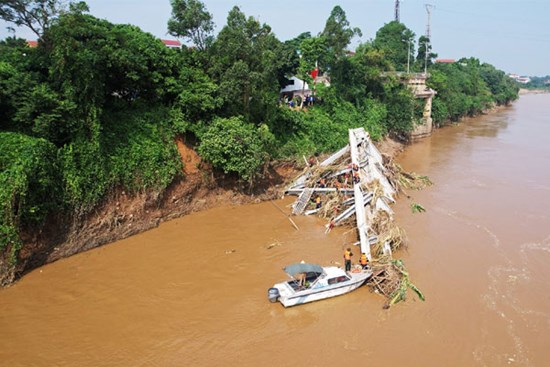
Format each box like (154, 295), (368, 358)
(268, 287), (280, 303)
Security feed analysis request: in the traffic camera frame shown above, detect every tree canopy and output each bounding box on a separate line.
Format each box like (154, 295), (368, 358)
(321, 5), (361, 67)
(0, 0), (88, 37)
(167, 0), (214, 51)
(373, 21), (415, 71)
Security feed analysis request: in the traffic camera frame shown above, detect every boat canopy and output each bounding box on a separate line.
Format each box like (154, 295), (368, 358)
(284, 263), (323, 277)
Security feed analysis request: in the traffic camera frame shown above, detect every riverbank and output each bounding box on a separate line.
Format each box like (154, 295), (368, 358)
(2, 134), (405, 287)
(519, 88), (550, 95)
(6, 99), (522, 287)
(1, 146), (289, 286)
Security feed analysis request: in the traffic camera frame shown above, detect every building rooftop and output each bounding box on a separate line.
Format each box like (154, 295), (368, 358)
(161, 39), (182, 48)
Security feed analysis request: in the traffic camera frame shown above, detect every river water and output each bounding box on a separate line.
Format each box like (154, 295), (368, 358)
(1, 94), (549, 366)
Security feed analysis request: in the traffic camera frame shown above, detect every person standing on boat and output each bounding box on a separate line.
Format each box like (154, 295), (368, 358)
(344, 248), (353, 272)
(360, 253), (369, 269)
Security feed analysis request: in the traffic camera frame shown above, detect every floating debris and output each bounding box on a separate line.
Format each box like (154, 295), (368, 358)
(410, 203), (426, 213)
(266, 241), (282, 250)
(368, 259), (425, 309)
(389, 163), (433, 191)
(224, 249), (237, 254)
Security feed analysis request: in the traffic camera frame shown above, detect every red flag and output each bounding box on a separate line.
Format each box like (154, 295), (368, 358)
(310, 68), (318, 79)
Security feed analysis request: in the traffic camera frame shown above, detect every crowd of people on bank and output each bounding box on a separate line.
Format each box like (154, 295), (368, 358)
(280, 94), (316, 108)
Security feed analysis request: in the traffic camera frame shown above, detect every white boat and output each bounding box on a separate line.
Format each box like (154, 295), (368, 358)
(268, 263), (372, 307)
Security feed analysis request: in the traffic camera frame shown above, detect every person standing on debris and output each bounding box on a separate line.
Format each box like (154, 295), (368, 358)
(360, 253), (369, 269)
(319, 178), (326, 188)
(315, 195), (322, 209)
(344, 248), (353, 272)
(334, 179), (341, 192)
(343, 172), (350, 188)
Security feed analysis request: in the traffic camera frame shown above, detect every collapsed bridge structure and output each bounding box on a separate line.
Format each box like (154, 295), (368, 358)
(286, 128), (397, 260)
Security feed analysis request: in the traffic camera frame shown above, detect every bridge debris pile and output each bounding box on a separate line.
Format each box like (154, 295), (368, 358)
(286, 128), (427, 307)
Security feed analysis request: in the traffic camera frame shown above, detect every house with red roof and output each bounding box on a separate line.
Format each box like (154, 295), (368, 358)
(435, 59), (455, 63)
(161, 39), (182, 49)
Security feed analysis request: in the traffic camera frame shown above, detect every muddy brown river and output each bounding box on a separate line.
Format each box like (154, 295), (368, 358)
(1, 94), (549, 366)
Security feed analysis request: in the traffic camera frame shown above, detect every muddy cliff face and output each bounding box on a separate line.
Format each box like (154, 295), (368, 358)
(0, 138), (295, 287)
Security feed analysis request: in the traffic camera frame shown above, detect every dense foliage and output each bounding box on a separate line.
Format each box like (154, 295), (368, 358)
(0, 1), (519, 264)
(523, 76), (550, 90)
(427, 58), (518, 124)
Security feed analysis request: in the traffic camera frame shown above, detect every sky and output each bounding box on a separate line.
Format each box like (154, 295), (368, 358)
(1, 0), (548, 76)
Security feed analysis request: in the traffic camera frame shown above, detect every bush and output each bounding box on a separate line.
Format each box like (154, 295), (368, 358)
(0, 132), (61, 255)
(198, 116), (267, 181)
(103, 108), (182, 192)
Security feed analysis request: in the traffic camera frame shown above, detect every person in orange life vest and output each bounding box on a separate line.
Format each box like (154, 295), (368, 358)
(315, 195), (322, 209)
(360, 253), (369, 269)
(344, 248), (353, 272)
(334, 179), (341, 192)
(319, 177), (326, 188)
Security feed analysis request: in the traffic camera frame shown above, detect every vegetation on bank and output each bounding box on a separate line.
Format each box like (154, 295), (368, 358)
(522, 76), (550, 90)
(0, 0), (519, 267)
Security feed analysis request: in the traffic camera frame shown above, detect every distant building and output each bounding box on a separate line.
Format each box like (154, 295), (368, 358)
(27, 40), (38, 48)
(280, 76), (311, 100)
(508, 74), (531, 84)
(435, 59), (455, 63)
(161, 39), (182, 49)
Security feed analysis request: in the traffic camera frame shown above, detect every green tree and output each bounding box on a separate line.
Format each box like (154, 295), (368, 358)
(415, 35), (437, 72)
(12, 83), (78, 146)
(0, 0), (87, 38)
(382, 80), (416, 137)
(209, 6), (292, 122)
(0, 60), (22, 126)
(373, 21), (415, 71)
(478, 61), (518, 105)
(426, 58), (517, 124)
(0, 132), (61, 250)
(43, 12), (178, 117)
(167, 0), (214, 51)
(321, 5), (361, 67)
(171, 50), (220, 126)
(330, 42), (391, 105)
(197, 116), (267, 181)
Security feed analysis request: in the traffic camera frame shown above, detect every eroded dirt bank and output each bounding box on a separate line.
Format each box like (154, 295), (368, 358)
(0, 137), (297, 286)
(0, 136), (403, 287)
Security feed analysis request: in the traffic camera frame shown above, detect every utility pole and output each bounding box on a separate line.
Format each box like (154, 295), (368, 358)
(407, 40), (411, 74)
(424, 4), (434, 75)
(394, 0), (400, 22)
